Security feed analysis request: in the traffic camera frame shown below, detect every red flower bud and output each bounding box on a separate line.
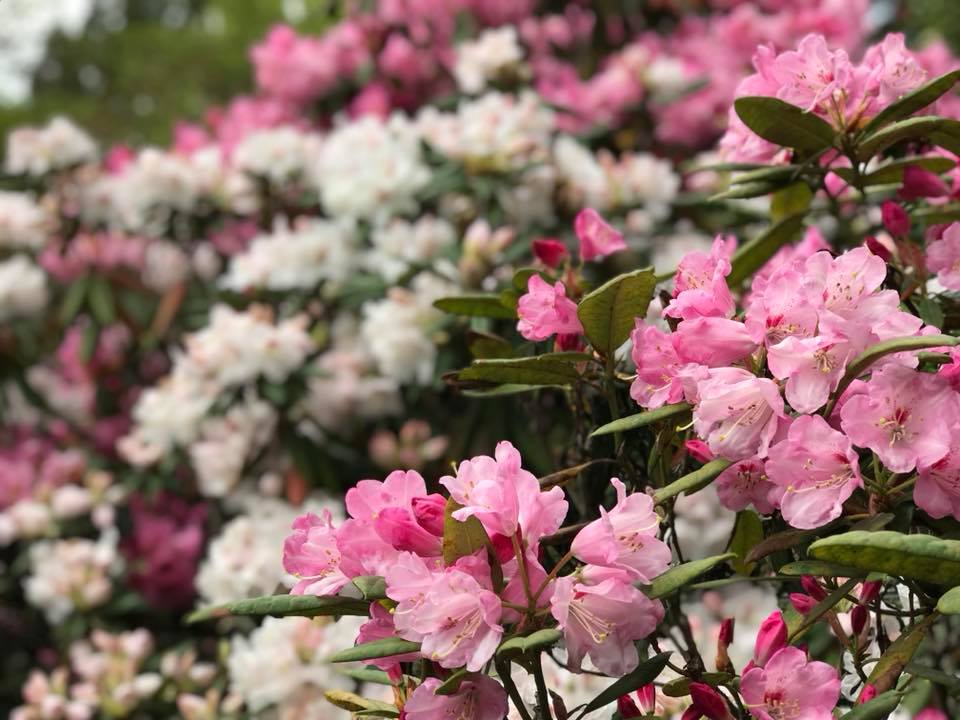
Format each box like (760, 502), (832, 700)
(859, 580), (881, 604)
(684, 439), (715, 463)
(411, 494), (446, 536)
(636, 684), (656, 715)
(617, 695), (642, 718)
(689, 682), (732, 720)
(800, 576), (828, 602)
(718, 618), (734, 646)
(865, 235), (893, 262)
(857, 684), (878, 705)
(753, 611), (787, 667)
(851, 604), (869, 635)
(532, 238), (569, 268)
(881, 200), (910, 237)
(789, 592), (816, 615)
(900, 166), (949, 200)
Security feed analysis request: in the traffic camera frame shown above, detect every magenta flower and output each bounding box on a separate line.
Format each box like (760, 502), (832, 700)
(629, 321), (701, 409)
(693, 369), (785, 461)
(751, 612), (788, 668)
(741, 646), (840, 720)
(283, 511), (351, 596)
(574, 208), (627, 262)
(440, 441), (567, 543)
(664, 258), (735, 321)
(916, 443), (960, 521)
(766, 415), (861, 529)
(840, 365), (956, 473)
(715, 458), (779, 514)
(880, 200), (910, 237)
(516, 275), (584, 342)
(550, 566), (663, 676)
(926, 222), (960, 291)
(403, 675), (508, 720)
(571, 478), (671, 583)
(346, 470), (441, 556)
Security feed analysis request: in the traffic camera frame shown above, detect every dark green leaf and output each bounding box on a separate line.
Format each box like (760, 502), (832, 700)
(329, 637), (422, 664)
(644, 554), (735, 600)
(728, 511), (764, 576)
(866, 615), (937, 693)
(457, 353), (591, 387)
(434, 295), (517, 320)
(778, 560), (868, 578)
(809, 531), (960, 585)
(574, 653), (672, 719)
(771, 182), (814, 222)
(467, 331), (515, 359)
(838, 690), (903, 720)
(591, 403), (691, 438)
(856, 117), (960, 160)
(577, 268), (657, 355)
(59, 275), (89, 325)
(442, 497), (491, 565)
(734, 96), (836, 151)
(745, 528), (820, 564)
(462, 384), (563, 398)
(352, 576), (387, 600)
(186, 594), (371, 624)
(727, 213), (806, 287)
(662, 673), (734, 698)
(709, 180), (786, 201)
(87, 277), (116, 325)
(497, 628), (563, 658)
(862, 69), (960, 135)
(653, 459), (733, 504)
(324, 690), (399, 716)
(852, 157), (956, 186)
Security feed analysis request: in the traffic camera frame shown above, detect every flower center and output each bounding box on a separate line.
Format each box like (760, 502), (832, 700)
(568, 598), (614, 644)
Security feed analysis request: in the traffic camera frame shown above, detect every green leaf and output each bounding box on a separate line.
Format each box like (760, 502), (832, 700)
(513, 267), (551, 292)
(734, 96), (836, 151)
(324, 690), (399, 717)
(329, 637), (422, 664)
(851, 157), (956, 186)
(497, 628), (563, 658)
(59, 275), (89, 325)
(745, 527), (820, 565)
(87, 277), (116, 325)
(457, 353), (591, 387)
(442, 497), (491, 565)
(727, 213), (806, 287)
(434, 295), (517, 320)
(710, 180), (786, 201)
(574, 653), (672, 719)
(778, 560), (868, 578)
(577, 268), (657, 355)
(856, 116), (960, 160)
(80, 320), (99, 364)
(662, 673), (735, 698)
(862, 69), (960, 135)
(337, 668), (395, 685)
(904, 662), (960, 690)
(771, 182), (814, 223)
(936, 586), (960, 614)
(728, 511), (764, 576)
(644, 554), (735, 600)
(434, 669), (469, 696)
(591, 402), (691, 438)
(467, 331), (515, 359)
(838, 691), (903, 720)
(824, 335), (959, 417)
(352, 576), (387, 600)
(730, 165), (804, 185)
(462, 384), (562, 398)
(809, 531), (960, 585)
(866, 615), (937, 693)
(186, 594), (370, 624)
(653, 459), (733, 504)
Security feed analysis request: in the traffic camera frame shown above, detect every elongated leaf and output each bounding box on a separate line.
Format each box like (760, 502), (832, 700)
(857, 116), (960, 160)
(778, 560), (868, 577)
(457, 353), (591, 387)
(788, 577), (859, 641)
(825, 335), (959, 416)
(329, 637), (422, 664)
(936, 586), (960, 614)
(653, 459), (732, 504)
(841, 157), (957, 186)
(539, 459), (614, 490)
(442, 497), (491, 565)
(325, 690), (399, 716)
(497, 628), (563, 657)
(435, 669), (469, 696)
(710, 180), (786, 201)
(462, 384), (562, 398)
(839, 691), (902, 720)
(867, 615), (937, 693)
(337, 668), (394, 685)
(771, 182), (814, 223)
(186, 594), (370, 623)
(88, 277), (116, 325)
(591, 402), (691, 438)
(727, 213), (805, 287)
(662, 673), (734, 698)
(728, 511), (764, 575)
(734, 97), (836, 151)
(809, 531), (960, 585)
(574, 653), (672, 719)
(905, 662), (960, 690)
(467, 331), (514, 359)
(644, 554), (735, 599)
(59, 275), (89, 325)
(352, 576), (387, 600)
(731, 165), (804, 185)
(862, 70), (960, 134)
(745, 527), (820, 564)
(577, 268), (657, 355)
(434, 295), (517, 320)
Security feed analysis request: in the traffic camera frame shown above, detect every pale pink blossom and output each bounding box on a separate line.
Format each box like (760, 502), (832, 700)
(916, 443), (960, 521)
(403, 675), (508, 720)
(550, 566), (663, 676)
(767, 332), (855, 413)
(694, 369), (785, 461)
(740, 646), (841, 720)
(571, 478), (671, 583)
(926, 222), (960, 290)
(282, 511), (350, 596)
(766, 415), (861, 529)
(516, 275), (584, 342)
(346, 470), (441, 556)
(771, 34), (853, 113)
(672, 317), (758, 367)
(715, 458), (780, 514)
(574, 208), (627, 262)
(629, 321), (698, 409)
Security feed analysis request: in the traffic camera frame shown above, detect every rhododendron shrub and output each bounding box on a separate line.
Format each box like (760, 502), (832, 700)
(4, 1), (960, 719)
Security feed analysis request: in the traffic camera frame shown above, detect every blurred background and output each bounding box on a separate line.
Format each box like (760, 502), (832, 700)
(1, 0), (959, 148)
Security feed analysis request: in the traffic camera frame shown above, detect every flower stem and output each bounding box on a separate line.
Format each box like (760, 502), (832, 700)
(512, 531), (534, 606)
(531, 652), (554, 720)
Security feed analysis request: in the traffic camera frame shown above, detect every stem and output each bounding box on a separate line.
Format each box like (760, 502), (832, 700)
(887, 475), (917, 496)
(532, 550), (575, 605)
(531, 652), (554, 720)
(512, 532), (534, 606)
(604, 354), (623, 450)
(495, 657), (534, 720)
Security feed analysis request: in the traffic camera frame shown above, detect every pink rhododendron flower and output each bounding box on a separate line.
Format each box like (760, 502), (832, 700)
(550, 566), (663, 676)
(346, 470), (442, 556)
(770, 33), (853, 113)
(283, 511), (351, 596)
(745, 262), (821, 348)
(740, 646), (841, 720)
(926, 222), (960, 290)
(864, 33), (927, 107)
(629, 321), (699, 409)
(672, 317), (758, 367)
(516, 275), (584, 342)
(403, 675), (508, 720)
(881, 200), (910, 237)
(664, 257), (735, 320)
(767, 332), (855, 413)
(766, 415), (862, 529)
(571, 478), (671, 583)
(805, 247), (888, 320)
(900, 165), (949, 200)
(671, 236), (735, 297)
(440, 441), (567, 543)
(840, 365), (956, 473)
(751, 611), (788, 668)
(694, 369), (785, 461)
(574, 208), (627, 262)
(715, 457), (779, 514)
(357, 603), (421, 671)
(916, 443), (960, 520)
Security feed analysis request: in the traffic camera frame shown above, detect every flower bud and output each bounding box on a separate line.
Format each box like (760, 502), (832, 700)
(716, 618), (734, 673)
(800, 576), (827, 601)
(858, 580), (881, 604)
(857, 684), (877, 704)
(617, 695), (642, 718)
(789, 592), (816, 615)
(684, 439), (715, 463)
(532, 238), (569, 268)
(851, 604), (869, 636)
(881, 200), (910, 237)
(753, 611), (787, 667)
(689, 682), (732, 720)
(865, 235), (893, 262)
(900, 166), (949, 200)
(411, 494), (446, 537)
(636, 684), (656, 714)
